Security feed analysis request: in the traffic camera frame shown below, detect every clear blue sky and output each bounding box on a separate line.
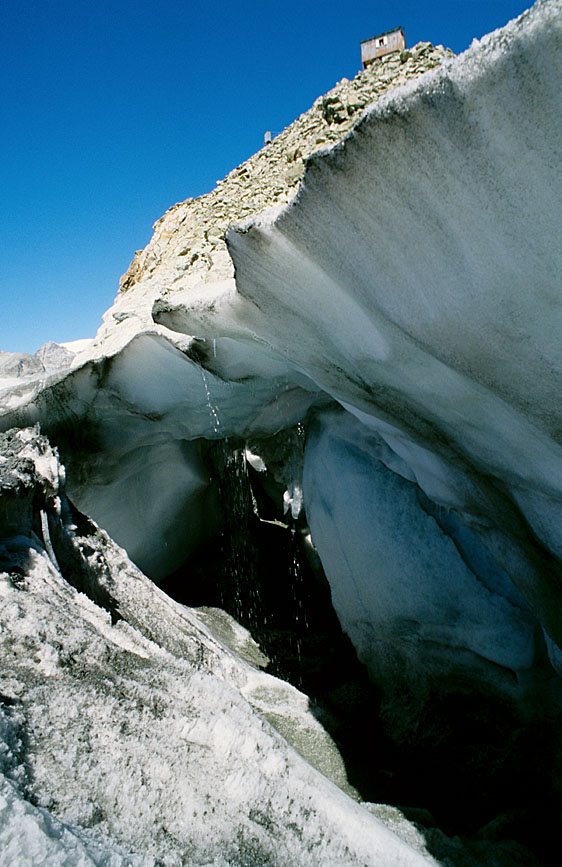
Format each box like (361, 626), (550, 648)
(1, 0), (532, 354)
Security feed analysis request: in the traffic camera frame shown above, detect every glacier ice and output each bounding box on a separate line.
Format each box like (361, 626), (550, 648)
(0, 1), (561, 863)
(302, 409), (541, 692)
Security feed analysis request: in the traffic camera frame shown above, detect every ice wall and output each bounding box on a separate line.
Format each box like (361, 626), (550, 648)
(302, 409), (538, 695)
(205, 0), (562, 650)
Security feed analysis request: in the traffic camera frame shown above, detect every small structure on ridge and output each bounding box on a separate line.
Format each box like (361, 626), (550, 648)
(361, 27), (406, 68)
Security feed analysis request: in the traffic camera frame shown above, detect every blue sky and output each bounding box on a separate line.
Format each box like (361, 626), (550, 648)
(1, 0), (532, 353)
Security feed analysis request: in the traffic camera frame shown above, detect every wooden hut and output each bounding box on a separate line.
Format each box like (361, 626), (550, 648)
(361, 27), (406, 68)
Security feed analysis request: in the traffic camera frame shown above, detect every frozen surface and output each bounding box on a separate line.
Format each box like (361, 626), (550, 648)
(0, 4), (559, 654)
(0, 761), (154, 866)
(0, 330), (325, 578)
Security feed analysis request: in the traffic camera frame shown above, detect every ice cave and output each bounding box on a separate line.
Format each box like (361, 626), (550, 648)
(1, 1), (561, 864)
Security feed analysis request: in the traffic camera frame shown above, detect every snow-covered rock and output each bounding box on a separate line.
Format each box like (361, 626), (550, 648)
(0, 342), (80, 416)
(0, 350), (44, 379)
(34, 340), (76, 372)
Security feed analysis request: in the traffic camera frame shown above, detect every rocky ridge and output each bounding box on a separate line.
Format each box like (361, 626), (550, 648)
(119, 43), (451, 298)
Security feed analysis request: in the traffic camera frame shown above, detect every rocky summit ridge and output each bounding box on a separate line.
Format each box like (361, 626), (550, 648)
(118, 42), (450, 298)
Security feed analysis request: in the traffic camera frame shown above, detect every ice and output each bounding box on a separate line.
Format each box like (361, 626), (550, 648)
(0, 0), (558, 697)
(244, 447), (267, 473)
(215, 0), (562, 646)
(283, 482), (303, 520)
(302, 409), (538, 691)
(0, 330), (324, 580)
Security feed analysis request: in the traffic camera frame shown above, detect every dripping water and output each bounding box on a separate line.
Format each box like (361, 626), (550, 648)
(200, 367), (221, 436)
(215, 446), (262, 627)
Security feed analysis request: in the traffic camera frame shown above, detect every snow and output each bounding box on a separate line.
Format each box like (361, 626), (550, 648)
(0, 764), (155, 866)
(60, 338), (94, 355)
